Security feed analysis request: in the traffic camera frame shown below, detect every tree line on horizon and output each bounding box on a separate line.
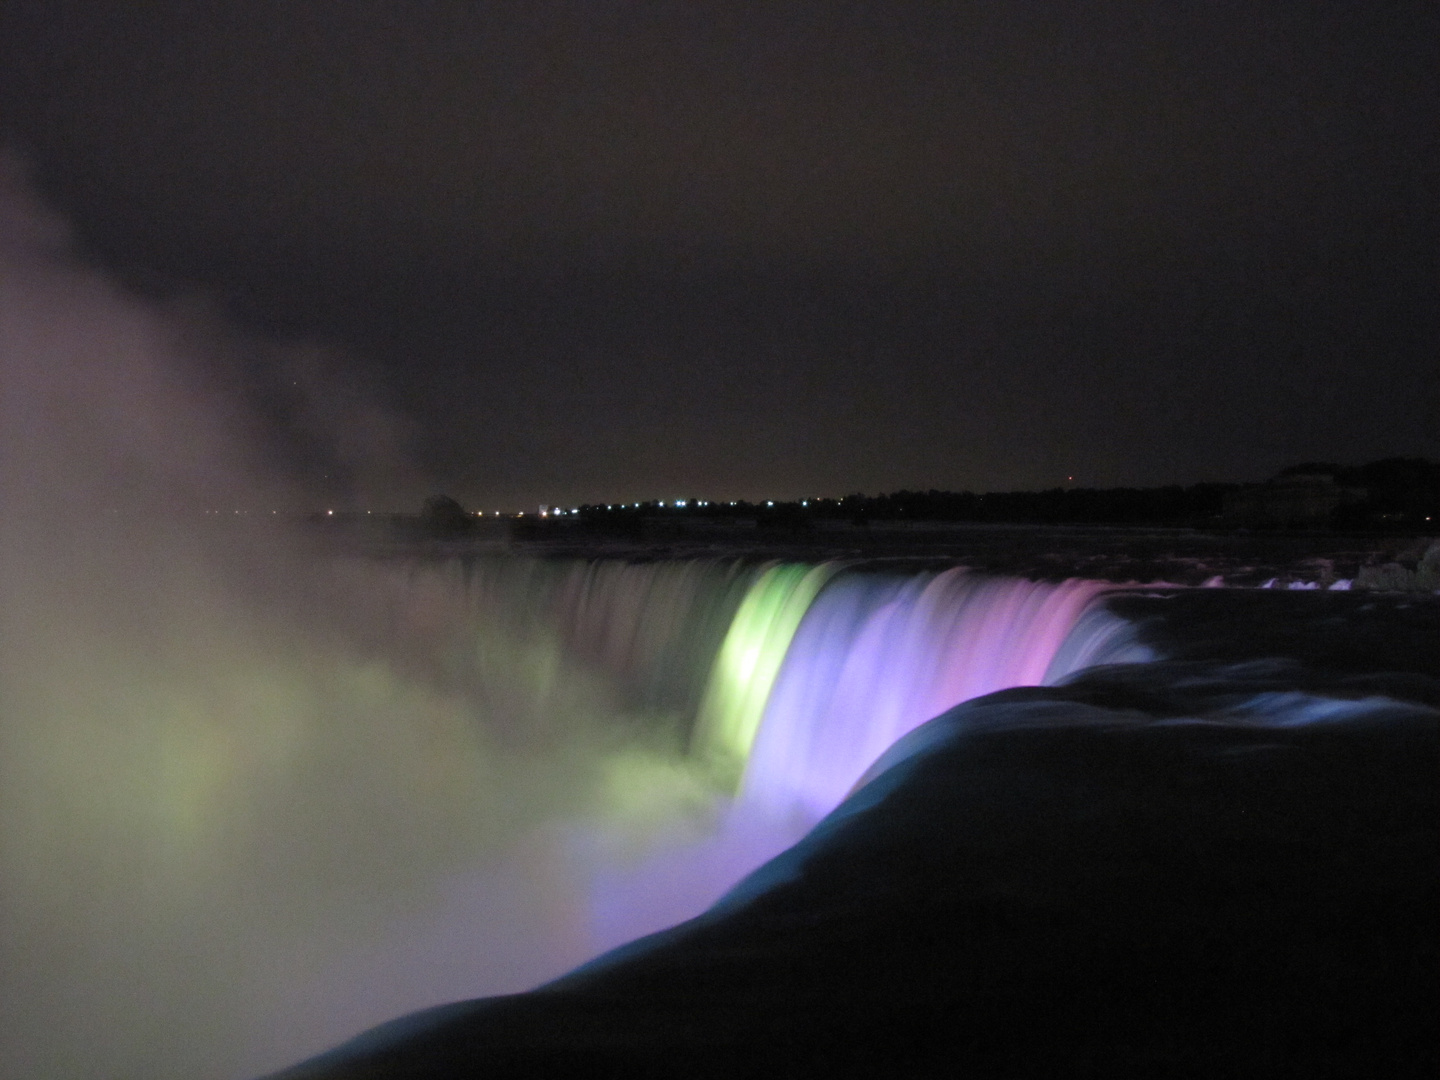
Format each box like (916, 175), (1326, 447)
(570, 457), (1438, 531)
(404, 457), (1438, 537)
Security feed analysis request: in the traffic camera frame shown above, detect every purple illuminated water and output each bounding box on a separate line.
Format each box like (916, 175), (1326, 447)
(743, 570), (1134, 819)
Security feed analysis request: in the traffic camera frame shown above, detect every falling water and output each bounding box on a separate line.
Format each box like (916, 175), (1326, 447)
(440, 556), (1146, 957)
(737, 569), (1134, 820)
(0, 522), (1144, 1079)
(691, 562), (846, 785)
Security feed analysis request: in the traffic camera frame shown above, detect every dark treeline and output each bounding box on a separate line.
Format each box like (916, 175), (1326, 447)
(575, 484), (1239, 530)
(385, 458), (1438, 539)
(802, 485), (1239, 527)
(566, 458), (1439, 532)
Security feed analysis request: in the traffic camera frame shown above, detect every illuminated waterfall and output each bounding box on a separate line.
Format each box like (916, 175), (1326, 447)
(737, 569), (1129, 819)
(0, 543), (1146, 1078)
(691, 562), (846, 785)
(490, 557), (1145, 952)
(451, 557), (1135, 794)
(487, 558), (1138, 813)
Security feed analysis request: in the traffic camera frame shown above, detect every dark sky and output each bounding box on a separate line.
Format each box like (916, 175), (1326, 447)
(2, 0), (1436, 509)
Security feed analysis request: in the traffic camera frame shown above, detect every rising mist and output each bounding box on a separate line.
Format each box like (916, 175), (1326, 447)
(0, 162), (708, 1079)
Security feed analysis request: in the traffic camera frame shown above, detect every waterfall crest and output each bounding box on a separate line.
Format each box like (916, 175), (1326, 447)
(448, 557), (1142, 816)
(740, 569), (1136, 819)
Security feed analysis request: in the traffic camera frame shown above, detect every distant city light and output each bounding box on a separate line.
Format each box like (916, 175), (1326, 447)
(675, 499), (687, 508)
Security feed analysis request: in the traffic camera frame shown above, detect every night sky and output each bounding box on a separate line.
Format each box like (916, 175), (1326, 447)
(2, 0), (1435, 510)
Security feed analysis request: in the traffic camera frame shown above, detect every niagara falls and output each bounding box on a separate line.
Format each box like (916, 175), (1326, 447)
(2, 3), (1437, 1077)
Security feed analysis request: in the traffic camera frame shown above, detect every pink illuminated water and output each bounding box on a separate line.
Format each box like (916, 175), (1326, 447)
(742, 570), (1123, 819)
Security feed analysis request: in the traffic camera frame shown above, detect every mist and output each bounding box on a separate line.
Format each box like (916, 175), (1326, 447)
(0, 163), (1160, 1080)
(0, 163), (712, 1079)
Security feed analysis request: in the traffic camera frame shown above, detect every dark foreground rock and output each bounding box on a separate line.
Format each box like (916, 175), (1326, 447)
(267, 653), (1438, 1080)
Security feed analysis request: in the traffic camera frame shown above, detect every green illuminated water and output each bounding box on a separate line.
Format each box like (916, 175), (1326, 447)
(691, 562), (844, 786)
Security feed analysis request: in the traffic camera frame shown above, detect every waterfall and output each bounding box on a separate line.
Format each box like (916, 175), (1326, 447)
(433, 557), (1141, 815)
(451, 557), (1142, 806)
(0, 544), (1145, 1078)
(456, 556), (1148, 954)
(737, 569), (1136, 820)
(691, 562), (846, 785)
